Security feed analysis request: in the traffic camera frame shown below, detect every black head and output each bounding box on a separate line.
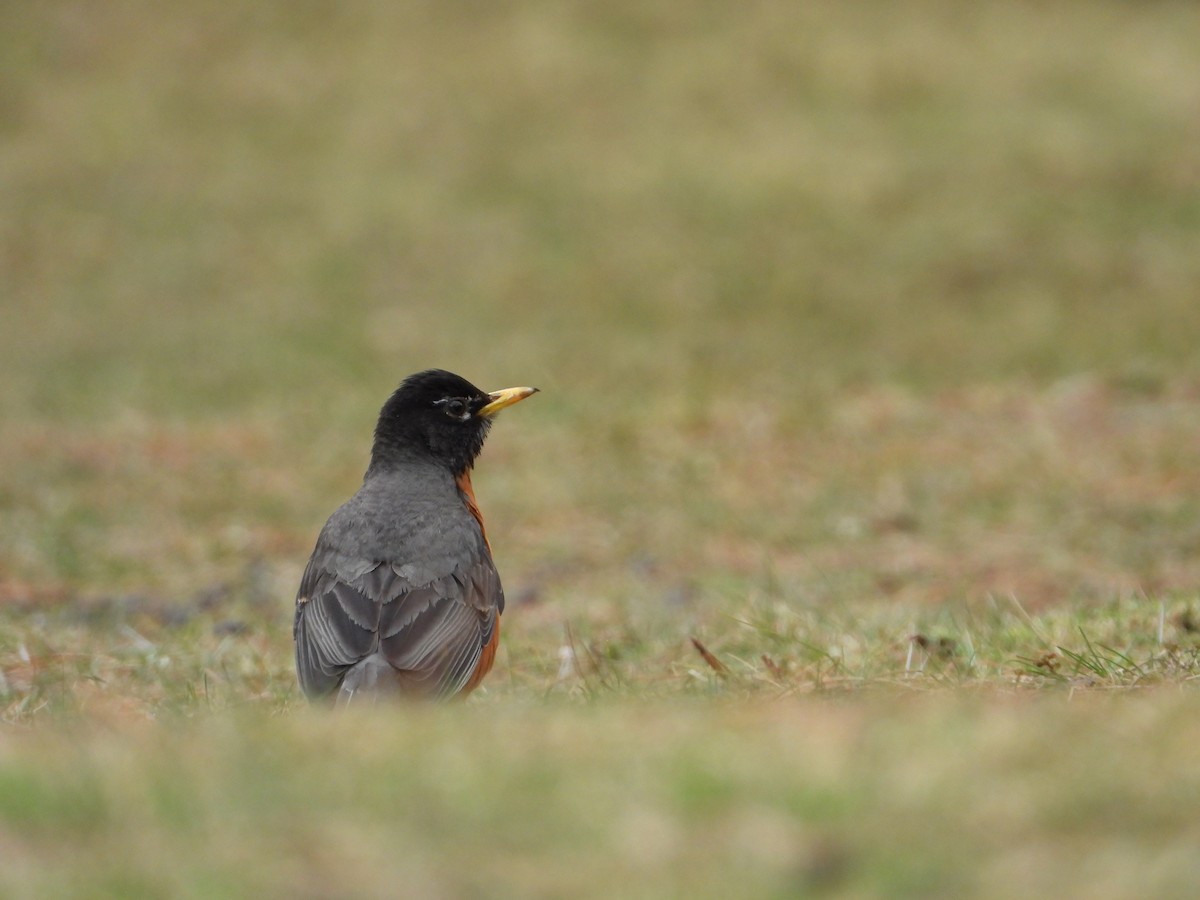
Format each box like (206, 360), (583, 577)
(367, 369), (537, 476)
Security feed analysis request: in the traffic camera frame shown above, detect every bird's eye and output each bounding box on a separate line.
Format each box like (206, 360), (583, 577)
(438, 398), (470, 420)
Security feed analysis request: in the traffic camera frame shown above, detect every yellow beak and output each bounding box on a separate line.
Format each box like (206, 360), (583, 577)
(478, 385), (539, 418)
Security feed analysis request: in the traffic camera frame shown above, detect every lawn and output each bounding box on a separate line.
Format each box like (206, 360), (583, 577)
(2, 1), (1199, 896)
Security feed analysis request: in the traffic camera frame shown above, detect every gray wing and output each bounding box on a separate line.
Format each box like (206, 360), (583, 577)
(293, 541), (503, 702)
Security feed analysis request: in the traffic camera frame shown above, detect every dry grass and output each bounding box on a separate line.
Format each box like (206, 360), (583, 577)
(2, 0), (1200, 895)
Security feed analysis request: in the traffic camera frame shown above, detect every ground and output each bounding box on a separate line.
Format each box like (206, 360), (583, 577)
(2, 2), (1199, 897)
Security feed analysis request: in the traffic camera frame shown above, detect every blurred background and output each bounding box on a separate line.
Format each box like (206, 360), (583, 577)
(3, 0), (1197, 613)
(3, 3), (1200, 896)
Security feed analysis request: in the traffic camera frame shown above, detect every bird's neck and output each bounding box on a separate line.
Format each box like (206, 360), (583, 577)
(364, 447), (459, 482)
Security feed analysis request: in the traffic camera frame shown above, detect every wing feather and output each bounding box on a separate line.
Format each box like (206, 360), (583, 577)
(294, 541), (504, 702)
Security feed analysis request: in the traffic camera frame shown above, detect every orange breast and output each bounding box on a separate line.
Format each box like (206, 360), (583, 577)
(455, 469), (498, 696)
(455, 470), (491, 552)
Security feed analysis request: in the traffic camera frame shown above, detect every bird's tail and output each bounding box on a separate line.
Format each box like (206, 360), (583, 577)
(336, 656), (399, 708)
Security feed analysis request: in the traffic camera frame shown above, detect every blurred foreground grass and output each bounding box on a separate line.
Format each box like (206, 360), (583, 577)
(3, 694), (1200, 898)
(2, 0), (1200, 896)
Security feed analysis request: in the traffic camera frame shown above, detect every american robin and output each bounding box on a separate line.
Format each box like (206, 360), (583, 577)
(293, 369), (538, 704)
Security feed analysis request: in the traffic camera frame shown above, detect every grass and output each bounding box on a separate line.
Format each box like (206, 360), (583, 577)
(2, 695), (1200, 898)
(2, 0), (1200, 896)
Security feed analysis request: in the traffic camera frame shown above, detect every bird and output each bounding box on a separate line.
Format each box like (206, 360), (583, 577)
(293, 369), (538, 705)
